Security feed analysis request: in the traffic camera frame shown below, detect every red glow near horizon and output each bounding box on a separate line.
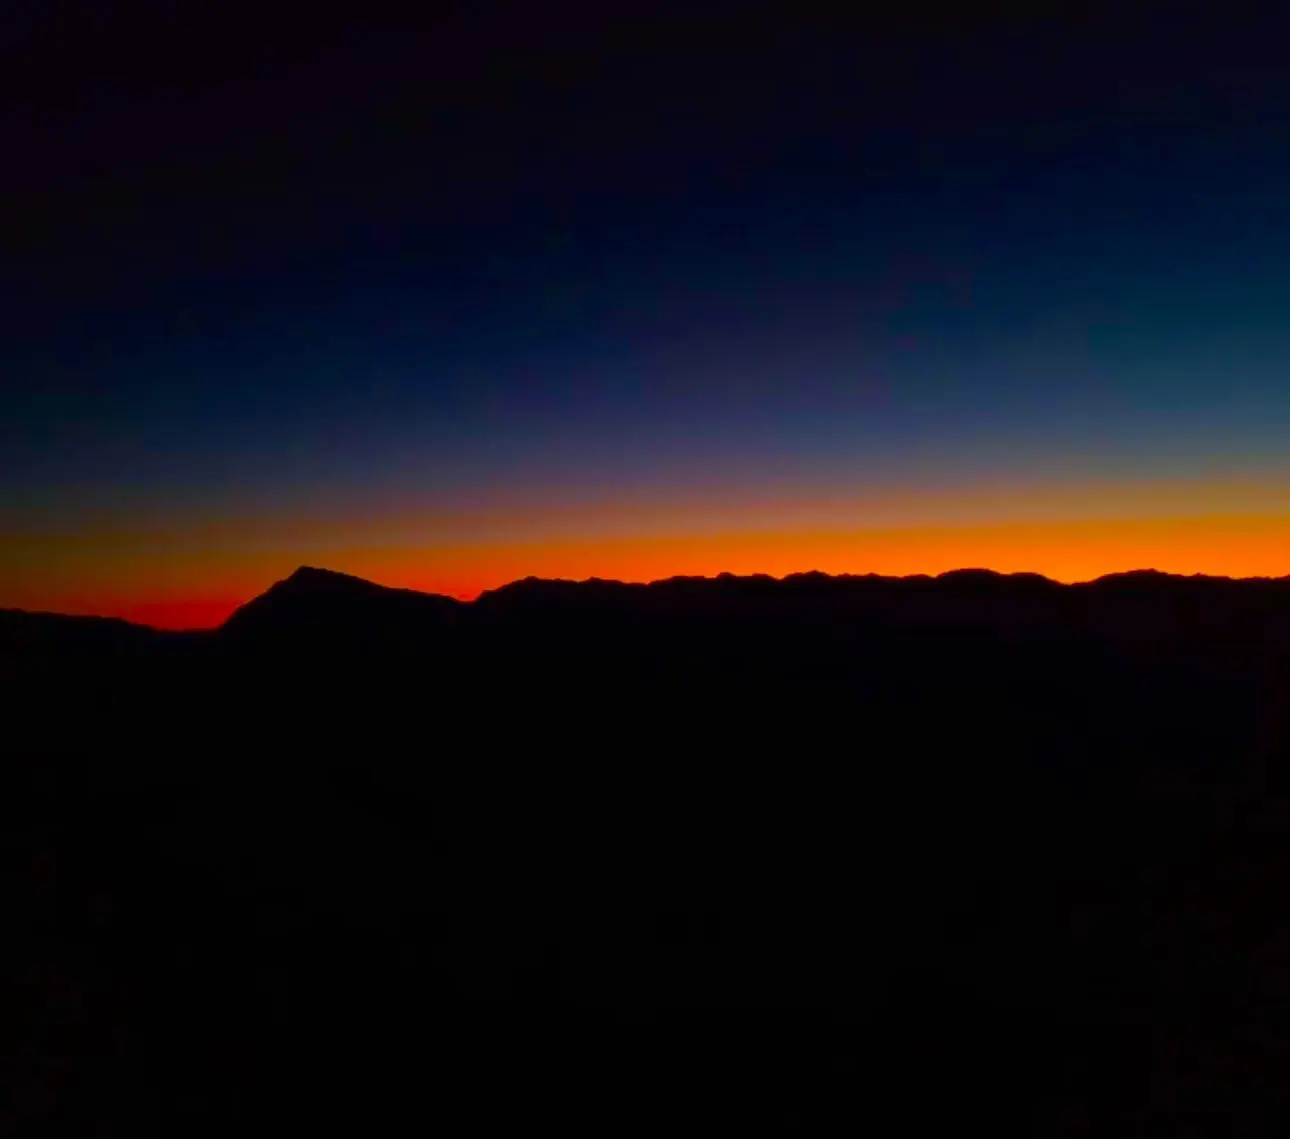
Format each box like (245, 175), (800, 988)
(111, 598), (253, 630)
(22, 510), (1286, 629)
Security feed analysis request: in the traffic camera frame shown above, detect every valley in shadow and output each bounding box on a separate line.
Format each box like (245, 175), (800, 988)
(7, 566), (1290, 1133)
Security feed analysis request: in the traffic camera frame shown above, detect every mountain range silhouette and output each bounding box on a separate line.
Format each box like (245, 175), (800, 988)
(6, 565), (1290, 1133)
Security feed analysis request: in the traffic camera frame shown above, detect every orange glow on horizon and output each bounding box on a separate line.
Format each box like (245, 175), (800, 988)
(8, 511), (1288, 629)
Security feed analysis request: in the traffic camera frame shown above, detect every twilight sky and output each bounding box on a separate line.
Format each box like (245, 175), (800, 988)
(5, 2), (1290, 625)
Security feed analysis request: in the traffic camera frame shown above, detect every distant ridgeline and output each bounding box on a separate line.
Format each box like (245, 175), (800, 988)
(8, 561), (1290, 790)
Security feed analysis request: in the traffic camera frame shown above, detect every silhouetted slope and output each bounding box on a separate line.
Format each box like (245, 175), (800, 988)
(7, 565), (1290, 1133)
(219, 564), (464, 646)
(0, 607), (162, 651)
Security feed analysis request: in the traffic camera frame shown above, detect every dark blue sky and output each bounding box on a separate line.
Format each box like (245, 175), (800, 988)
(6, 2), (1290, 616)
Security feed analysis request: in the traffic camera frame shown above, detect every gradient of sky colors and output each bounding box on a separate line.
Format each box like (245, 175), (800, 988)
(5, 5), (1290, 625)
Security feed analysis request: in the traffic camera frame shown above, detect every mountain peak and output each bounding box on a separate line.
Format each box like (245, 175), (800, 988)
(279, 565), (379, 590)
(219, 566), (461, 639)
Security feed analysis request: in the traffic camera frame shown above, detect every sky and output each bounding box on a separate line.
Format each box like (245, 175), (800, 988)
(5, 2), (1290, 626)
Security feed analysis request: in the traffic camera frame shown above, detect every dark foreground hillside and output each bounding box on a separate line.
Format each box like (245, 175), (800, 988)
(7, 566), (1290, 1134)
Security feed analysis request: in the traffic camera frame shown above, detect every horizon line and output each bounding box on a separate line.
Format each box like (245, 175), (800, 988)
(8, 562), (1290, 633)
